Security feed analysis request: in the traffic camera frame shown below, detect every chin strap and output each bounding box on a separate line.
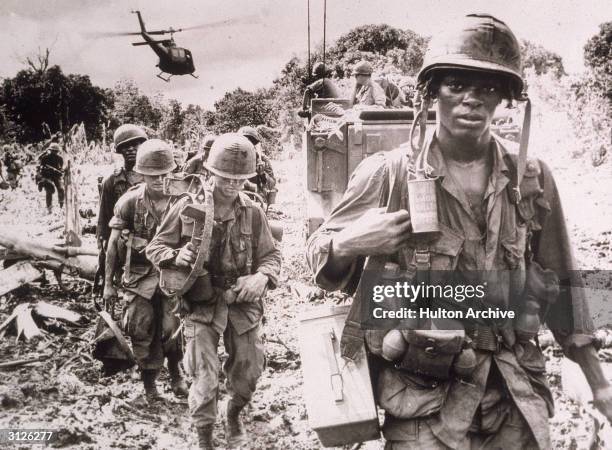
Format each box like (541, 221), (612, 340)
(512, 96), (532, 205)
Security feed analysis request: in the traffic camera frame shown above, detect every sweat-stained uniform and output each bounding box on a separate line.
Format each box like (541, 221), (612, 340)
(306, 135), (595, 450)
(351, 79), (387, 108)
(109, 183), (180, 370)
(146, 192), (281, 427)
(97, 167), (143, 244)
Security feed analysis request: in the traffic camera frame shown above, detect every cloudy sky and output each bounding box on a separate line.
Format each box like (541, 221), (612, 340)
(0, 0), (610, 108)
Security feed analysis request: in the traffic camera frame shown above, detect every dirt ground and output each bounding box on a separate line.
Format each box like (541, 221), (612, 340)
(1, 101), (612, 449)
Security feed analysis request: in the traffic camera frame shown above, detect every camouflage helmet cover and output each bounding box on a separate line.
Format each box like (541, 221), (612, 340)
(312, 62), (327, 78)
(113, 124), (147, 152)
(238, 126), (262, 143)
(202, 134), (217, 150)
(133, 139), (176, 176)
(352, 60), (374, 76)
(417, 14), (524, 97)
(204, 133), (257, 180)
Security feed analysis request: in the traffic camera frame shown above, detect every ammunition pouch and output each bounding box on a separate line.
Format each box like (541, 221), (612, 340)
(399, 329), (465, 380)
(182, 271), (215, 304)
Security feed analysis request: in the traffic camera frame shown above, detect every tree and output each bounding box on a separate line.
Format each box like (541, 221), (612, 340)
(520, 40), (566, 78)
(0, 65), (113, 143)
(158, 99), (185, 143)
(109, 80), (164, 132)
(212, 87), (277, 134)
(584, 22), (612, 102)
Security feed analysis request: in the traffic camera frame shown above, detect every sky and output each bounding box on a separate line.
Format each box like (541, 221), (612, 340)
(0, 0), (610, 109)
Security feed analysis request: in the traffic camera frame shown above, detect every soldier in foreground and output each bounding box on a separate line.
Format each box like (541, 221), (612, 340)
(182, 134), (217, 174)
(350, 60), (386, 109)
(36, 143), (64, 214)
(306, 14), (612, 449)
(103, 139), (188, 401)
(146, 134), (281, 449)
(97, 124), (147, 252)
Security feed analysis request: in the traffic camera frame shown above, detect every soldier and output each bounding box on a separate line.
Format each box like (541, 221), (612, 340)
(97, 124), (147, 251)
(238, 126), (277, 200)
(299, 62), (341, 116)
(350, 60), (386, 109)
(103, 139), (188, 401)
(374, 74), (407, 108)
(36, 143), (65, 214)
(2, 145), (22, 189)
(306, 14), (612, 449)
(183, 134), (217, 175)
(146, 134), (281, 449)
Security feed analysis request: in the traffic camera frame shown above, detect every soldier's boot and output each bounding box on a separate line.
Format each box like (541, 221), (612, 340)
(46, 205), (53, 215)
(196, 424), (215, 450)
(167, 354), (188, 398)
(225, 399), (246, 448)
(141, 369), (161, 402)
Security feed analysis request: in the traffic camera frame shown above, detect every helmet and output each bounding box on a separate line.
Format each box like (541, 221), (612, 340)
(202, 134), (217, 150)
(417, 14), (523, 97)
(204, 133), (256, 180)
(48, 143), (61, 152)
(238, 126), (262, 144)
(133, 139), (176, 176)
(312, 62), (327, 78)
(352, 61), (373, 76)
(113, 124), (147, 152)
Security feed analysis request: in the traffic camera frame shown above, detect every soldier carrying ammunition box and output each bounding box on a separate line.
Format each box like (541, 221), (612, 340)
(306, 13), (612, 449)
(146, 133), (281, 449)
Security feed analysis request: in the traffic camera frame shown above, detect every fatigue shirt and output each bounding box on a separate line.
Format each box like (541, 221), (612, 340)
(303, 78), (342, 109)
(146, 192), (281, 335)
(306, 135), (595, 449)
(38, 151), (63, 178)
(351, 79), (386, 108)
(97, 167), (142, 242)
(109, 184), (162, 299)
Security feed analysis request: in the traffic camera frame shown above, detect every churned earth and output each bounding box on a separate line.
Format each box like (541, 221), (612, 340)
(1, 100), (611, 449)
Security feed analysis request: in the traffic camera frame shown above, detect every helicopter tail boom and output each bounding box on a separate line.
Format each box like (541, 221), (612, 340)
(131, 10), (146, 33)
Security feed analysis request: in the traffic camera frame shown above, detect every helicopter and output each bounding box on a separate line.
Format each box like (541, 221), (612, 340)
(128, 10), (196, 82)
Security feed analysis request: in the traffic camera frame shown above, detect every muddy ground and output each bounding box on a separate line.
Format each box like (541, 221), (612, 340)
(1, 99), (612, 449)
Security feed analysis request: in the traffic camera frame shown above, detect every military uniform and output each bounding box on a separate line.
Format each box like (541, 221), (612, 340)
(146, 191), (281, 428)
(97, 167), (143, 244)
(109, 183), (180, 370)
(306, 133), (596, 449)
(352, 79), (387, 108)
(37, 147), (64, 210)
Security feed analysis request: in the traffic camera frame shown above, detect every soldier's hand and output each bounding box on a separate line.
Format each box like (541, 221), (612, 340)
(332, 208), (411, 258)
(175, 243), (196, 267)
(593, 385), (612, 423)
(232, 272), (269, 303)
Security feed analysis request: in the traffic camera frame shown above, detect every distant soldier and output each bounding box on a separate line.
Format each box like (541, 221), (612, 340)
(36, 143), (65, 214)
(374, 74), (407, 108)
(300, 62), (341, 116)
(3, 145), (22, 189)
(239, 126), (277, 200)
(97, 124), (147, 251)
(182, 134), (217, 174)
(350, 60), (386, 109)
(146, 134), (281, 449)
(103, 139), (187, 401)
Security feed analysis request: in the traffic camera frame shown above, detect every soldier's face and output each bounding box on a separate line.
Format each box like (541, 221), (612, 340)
(118, 142), (141, 168)
(213, 175), (245, 199)
(355, 74), (369, 86)
(143, 173), (168, 194)
(436, 72), (503, 141)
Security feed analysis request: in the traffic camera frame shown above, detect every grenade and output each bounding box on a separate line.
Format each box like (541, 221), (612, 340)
(514, 299), (541, 343)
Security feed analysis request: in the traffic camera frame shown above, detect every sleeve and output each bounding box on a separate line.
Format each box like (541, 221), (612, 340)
(372, 82), (387, 108)
(96, 176), (115, 242)
(145, 199), (185, 269)
(305, 152), (389, 292)
(108, 191), (134, 231)
(535, 161), (596, 360)
(251, 206), (282, 289)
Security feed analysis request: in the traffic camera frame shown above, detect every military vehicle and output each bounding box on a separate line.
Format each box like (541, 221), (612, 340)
(303, 99), (436, 237)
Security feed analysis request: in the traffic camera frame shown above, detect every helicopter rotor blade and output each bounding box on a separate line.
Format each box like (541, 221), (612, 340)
(84, 31), (143, 38)
(176, 15), (261, 32)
